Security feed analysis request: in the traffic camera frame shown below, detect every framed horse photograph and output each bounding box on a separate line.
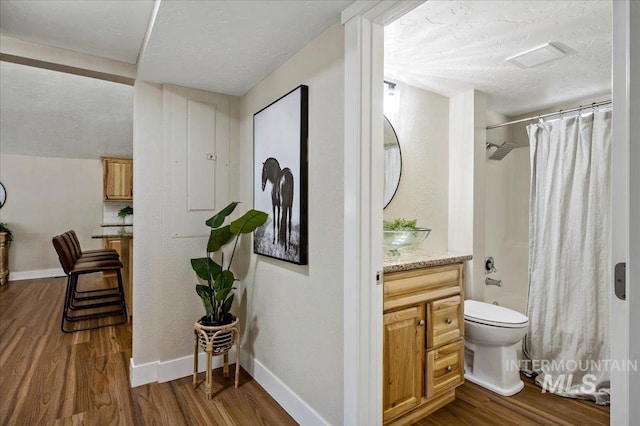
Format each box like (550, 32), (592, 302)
(253, 85), (308, 265)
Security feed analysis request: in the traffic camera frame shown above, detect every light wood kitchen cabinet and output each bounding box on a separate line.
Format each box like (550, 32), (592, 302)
(103, 236), (132, 317)
(102, 157), (133, 201)
(383, 262), (465, 425)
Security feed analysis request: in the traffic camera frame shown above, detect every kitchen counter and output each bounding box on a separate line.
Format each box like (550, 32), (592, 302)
(383, 248), (472, 273)
(91, 226), (133, 239)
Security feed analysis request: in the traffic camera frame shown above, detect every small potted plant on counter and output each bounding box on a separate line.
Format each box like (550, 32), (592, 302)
(118, 205), (133, 225)
(0, 223), (13, 285)
(190, 202), (267, 396)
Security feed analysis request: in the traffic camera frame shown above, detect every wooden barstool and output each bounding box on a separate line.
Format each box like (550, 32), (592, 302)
(193, 317), (240, 399)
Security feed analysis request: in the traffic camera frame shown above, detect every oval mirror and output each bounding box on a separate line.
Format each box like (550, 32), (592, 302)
(384, 116), (402, 208)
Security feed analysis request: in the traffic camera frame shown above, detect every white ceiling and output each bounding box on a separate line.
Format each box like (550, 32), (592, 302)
(137, 0), (352, 95)
(0, 0), (351, 96)
(0, 61), (133, 159)
(0, 0), (155, 64)
(385, 0), (612, 116)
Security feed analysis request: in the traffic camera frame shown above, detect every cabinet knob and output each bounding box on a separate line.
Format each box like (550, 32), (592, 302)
(446, 365), (452, 372)
(446, 318), (453, 325)
(418, 320), (425, 326)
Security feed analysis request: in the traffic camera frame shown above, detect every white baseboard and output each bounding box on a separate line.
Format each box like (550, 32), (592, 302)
(9, 268), (65, 282)
(241, 352), (329, 426)
(130, 347), (237, 388)
(130, 350), (328, 426)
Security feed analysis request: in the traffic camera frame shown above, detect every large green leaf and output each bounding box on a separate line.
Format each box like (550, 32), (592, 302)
(207, 226), (234, 252)
(214, 270), (235, 292)
(221, 293), (235, 316)
(195, 285), (213, 316)
(214, 285), (236, 302)
(205, 202), (240, 229)
(230, 210), (268, 235)
(190, 257), (222, 281)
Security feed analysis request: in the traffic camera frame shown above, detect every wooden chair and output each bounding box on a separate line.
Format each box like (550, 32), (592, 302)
(52, 234), (128, 333)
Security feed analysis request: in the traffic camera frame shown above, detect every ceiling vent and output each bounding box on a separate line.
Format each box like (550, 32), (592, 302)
(506, 42), (567, 68)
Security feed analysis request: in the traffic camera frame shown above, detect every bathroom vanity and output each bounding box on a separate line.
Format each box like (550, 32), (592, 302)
(383, 250), (472, 425)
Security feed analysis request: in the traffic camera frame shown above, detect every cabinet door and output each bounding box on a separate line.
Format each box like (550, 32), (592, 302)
(383, 305), (425, 422)
(102, 238), (122, 279)
(103, 158), (133, 201)
(103, 237), (123, 256)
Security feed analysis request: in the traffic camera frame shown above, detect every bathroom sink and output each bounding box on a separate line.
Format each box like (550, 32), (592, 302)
(383, 228), (431, 254)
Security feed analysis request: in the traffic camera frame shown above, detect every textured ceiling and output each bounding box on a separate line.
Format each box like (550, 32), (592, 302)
(137, 0), (352, 96)
(384, 0), (612, 116)
(0, 62), (133, 159)
(0, 0), (154, 64)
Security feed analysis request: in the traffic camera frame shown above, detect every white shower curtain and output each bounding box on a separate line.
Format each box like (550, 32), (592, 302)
(523, 111), (611, 405)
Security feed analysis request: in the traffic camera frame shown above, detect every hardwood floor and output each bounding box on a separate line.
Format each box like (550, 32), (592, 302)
(0, 276), (296, 426)
(1, 276), (612, 425)
(417, 375), (610, 426)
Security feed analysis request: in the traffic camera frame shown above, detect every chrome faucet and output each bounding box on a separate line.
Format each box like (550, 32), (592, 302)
(485, 277), (503, 287)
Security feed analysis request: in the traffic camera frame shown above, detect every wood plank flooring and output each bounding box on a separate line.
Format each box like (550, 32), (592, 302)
(417, 374), (610, 425)
(0, 276), (296, 426)
(1, 276), (611, 425)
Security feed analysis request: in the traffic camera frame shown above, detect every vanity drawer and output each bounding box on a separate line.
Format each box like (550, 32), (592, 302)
(427, 295), (463, 348)
(384, 264), (462, 311)
(426, 340), (464, 399)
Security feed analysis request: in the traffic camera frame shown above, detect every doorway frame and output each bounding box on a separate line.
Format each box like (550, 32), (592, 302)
(343, 0), (635, 424)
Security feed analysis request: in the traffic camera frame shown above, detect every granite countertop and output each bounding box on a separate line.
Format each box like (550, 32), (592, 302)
(383, 248), (472, 273)
(91, 226), (133, 239)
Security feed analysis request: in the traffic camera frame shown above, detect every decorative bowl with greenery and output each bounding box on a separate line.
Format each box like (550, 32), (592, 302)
(0, 223), (13, 243)
(191, 202), (267, 326)
(383, 218), (431, 254)
(118, 205), (133, 223)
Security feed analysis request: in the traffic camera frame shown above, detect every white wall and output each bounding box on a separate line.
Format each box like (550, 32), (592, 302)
(237, 23), (344, 425)
(0, 154), (103, 276)
(484, 110), (529, 313)
(132, 81), (236, 370)
(449, 90), (486, 301)
(383, 82), (449, 252)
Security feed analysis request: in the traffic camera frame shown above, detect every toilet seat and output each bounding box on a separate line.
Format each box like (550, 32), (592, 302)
(464, 300), (528, 328)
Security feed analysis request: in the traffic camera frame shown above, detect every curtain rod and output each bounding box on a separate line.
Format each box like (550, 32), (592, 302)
(486, 100), (612, 130)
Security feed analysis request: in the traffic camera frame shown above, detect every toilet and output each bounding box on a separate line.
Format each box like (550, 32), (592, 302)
(463, 300), (529, 396)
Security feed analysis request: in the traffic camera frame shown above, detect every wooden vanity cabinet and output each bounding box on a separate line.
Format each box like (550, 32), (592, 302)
(383, 263), (465, 425)
(102, 157), (133, 201)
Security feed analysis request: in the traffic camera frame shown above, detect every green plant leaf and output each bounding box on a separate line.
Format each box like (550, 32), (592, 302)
(207, 226), (234, 252)
(196, 285), (213, 316)
(190, 258), (222, 282)
(214, 270), (235, 292)
(214, 286), (236, 302)
(221, 293), (235, 316)
(205, 202), (240, 229)
(230, 210), (268, 235)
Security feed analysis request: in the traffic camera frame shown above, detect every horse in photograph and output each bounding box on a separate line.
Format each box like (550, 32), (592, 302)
(278, 168), (294, 250)
(261, 157), (282, 244)
(261, 157), (294, 250)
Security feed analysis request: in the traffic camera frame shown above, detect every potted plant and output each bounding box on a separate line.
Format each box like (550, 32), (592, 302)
(191, 201), (267, 326)
(118, 205), (133, 225)
(0, 223), (13, 285)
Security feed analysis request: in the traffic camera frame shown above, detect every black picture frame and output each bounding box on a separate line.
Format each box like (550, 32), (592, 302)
(253, 85), (308, 265)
